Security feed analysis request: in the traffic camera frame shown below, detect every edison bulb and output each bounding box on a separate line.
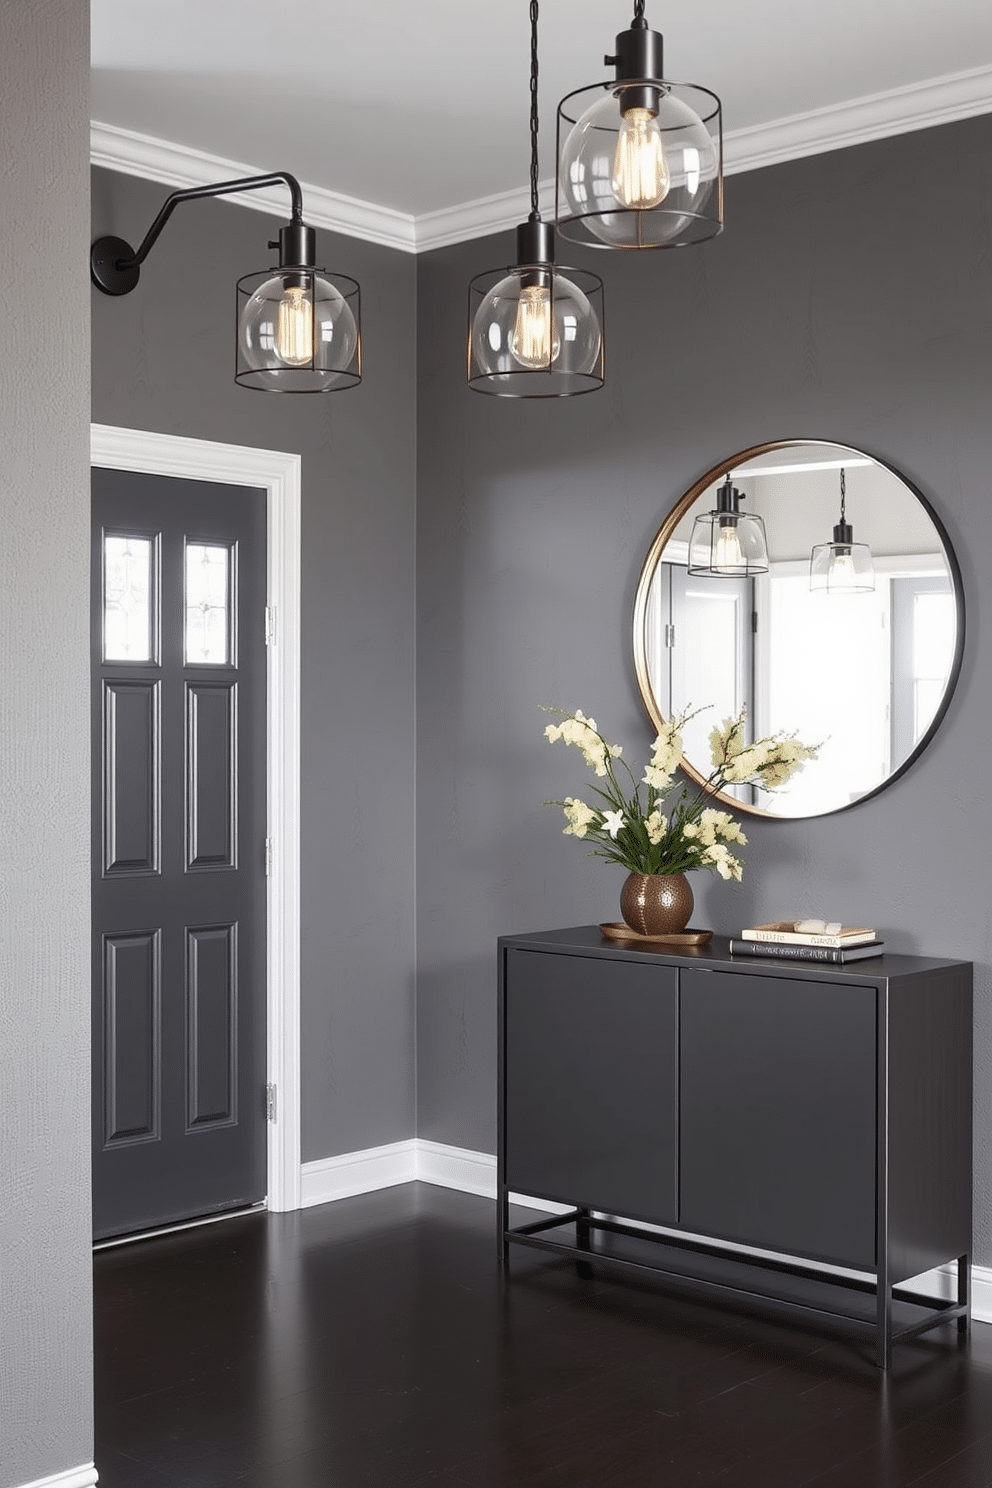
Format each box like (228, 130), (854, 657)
(611, 107), (670, 210)
(714, 523), (743, 573)
(828, 549), (858, 590)
(275, 284), (314, 366)
(508, 285), (561, 369)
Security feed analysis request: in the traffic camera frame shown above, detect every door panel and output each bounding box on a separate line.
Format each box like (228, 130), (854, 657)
(504, 949), (679, 1223)
(679, 969), (877, 1267)
(92, 468), (266, 1241)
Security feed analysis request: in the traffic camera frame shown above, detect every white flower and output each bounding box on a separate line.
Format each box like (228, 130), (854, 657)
(647, 720), (684, 777)
(644, 810), (668, 846)
(642, 763), (674, 793)
(703, 843), (743, 881)
(601, 809), (625, 840)
(561, 797), (596, 839)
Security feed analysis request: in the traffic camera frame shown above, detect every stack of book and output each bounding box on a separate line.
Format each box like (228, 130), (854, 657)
(729, 922), (884, 963)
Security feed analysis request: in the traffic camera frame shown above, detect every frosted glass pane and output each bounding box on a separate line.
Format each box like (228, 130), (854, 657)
(185, 543), (231, 665)
(104, 535), (153, 662)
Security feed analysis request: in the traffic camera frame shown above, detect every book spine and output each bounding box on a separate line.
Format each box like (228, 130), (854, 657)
(730, 939), (851, 964)
(742, 931), (868, 949)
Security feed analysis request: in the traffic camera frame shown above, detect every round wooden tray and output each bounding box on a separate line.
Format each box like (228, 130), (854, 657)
(599, 922), (713, 948)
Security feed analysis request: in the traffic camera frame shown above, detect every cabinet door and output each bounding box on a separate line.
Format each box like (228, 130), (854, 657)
(680, 970), (877, 1267)
(504, 949), (678, 1223)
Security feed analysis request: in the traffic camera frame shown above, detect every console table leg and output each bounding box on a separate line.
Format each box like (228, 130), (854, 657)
(958, 1253), (971, 1334)
(497, 1185), (510, 1266)
(576, 1206), (593, 1280)
(875, 1271), (892, 1370)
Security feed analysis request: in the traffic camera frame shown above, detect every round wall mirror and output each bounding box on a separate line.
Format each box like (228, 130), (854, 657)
(632, 440), (964, 818)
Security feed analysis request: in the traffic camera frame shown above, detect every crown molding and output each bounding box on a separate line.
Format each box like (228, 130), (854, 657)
(415, 179), (556, 253)
(92, 64), (992, 255)
(90, 121), (418, 252)
(722, 61), (992, 177)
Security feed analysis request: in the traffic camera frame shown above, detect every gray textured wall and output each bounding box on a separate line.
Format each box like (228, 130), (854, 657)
(415, 114), (992, 1263)
(0, 2), (94, 1484)
(91, 170), (418, 1161)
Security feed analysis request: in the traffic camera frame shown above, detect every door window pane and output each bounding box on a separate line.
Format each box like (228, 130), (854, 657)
(185, 543), (232, 665)
(104, 534), (155, 662)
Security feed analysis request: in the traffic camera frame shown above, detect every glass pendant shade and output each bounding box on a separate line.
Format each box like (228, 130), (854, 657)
(688, 480), (767, 576)
(468, 220), (605, 397)
(236, 268), (361, 392)
(810, 534), (875, 593)
(556, 13), (722, 251)
(810, 470), (875, 593)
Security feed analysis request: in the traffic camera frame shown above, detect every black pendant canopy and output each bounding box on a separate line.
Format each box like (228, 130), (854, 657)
(91, 172), (361, 392)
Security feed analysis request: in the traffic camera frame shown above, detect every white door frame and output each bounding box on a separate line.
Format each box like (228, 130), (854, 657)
(91, 424), (302, 1212)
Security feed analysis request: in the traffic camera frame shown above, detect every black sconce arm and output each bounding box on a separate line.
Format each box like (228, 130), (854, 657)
(91, 170), (306, 296)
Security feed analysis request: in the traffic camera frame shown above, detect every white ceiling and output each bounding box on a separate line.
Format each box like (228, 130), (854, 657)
(92, 0), (992, 250)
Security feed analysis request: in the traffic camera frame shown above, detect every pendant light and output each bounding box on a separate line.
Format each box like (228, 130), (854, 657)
(468, 2), (605, 396)
(91, 172), (361, 392)
(688, 478), (768, 577)
(556, 0), (723, 251)
(810, 469), (875, 593)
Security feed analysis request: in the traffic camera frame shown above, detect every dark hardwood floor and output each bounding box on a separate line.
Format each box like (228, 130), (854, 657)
(93, 1184), (992, 1487)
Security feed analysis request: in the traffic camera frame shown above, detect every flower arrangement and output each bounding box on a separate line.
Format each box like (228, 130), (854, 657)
(543, 706), (817, 882)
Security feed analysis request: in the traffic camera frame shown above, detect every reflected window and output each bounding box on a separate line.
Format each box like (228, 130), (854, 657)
(185, 542), (233, 665)
(912, 590), (955, 744)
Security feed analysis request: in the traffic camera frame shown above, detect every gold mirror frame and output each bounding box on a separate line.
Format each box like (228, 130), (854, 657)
(632, 439), (965, 819)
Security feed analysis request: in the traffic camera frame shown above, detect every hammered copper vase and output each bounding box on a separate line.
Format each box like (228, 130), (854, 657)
(619, 872), (694, 937)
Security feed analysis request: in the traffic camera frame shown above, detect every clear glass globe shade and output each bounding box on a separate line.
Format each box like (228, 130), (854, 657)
(560, 89), (718, 248)
(239, 272), (358, 389)
(471, 270), (601, 378)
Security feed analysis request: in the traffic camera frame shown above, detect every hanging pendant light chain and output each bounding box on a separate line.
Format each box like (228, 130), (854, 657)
(528, 0), (540, 219)
(634, 0), (646, 17)
(840, 467), (847, 524)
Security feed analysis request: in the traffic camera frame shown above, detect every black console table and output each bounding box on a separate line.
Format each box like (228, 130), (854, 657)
(497, 926), (973, 1368)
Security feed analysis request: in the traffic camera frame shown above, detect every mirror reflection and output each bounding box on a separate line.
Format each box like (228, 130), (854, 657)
(633, 442), (963, 818)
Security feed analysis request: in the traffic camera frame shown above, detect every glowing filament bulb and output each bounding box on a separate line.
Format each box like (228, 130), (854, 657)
(509, 284), (560, 369)
(276, 284), (314, 366)
(829, 549), (857, 589)
(714, 523), (743, 572)
(612, 107), (670, 210)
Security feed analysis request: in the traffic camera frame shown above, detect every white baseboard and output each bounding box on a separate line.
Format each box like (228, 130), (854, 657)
(300, 1142), (992, 1324)
(301, 1139), (418, 1206)
(14, 1466), (98, 1488)
(415, 1139), (495, 1196)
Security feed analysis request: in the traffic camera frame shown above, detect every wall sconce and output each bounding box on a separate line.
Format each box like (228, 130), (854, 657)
(555, 0), (723, 250)
(467, 0), (605, 396)
(91, 172), (361, 392)
(688, 477), (768, 576)
(810, 469), (875, 593)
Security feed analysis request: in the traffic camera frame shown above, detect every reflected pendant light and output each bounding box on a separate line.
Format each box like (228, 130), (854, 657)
(688, 477), (768, 576)
(468, 1), (605, 396)
(810, 468), (875, 593)
(91, 172), (361, 392)
(556, 0), (723, 251)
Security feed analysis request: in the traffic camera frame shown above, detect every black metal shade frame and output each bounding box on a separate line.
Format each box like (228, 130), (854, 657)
(91, 172), (361, 393)
(467, 0), (605, 397)
(555, 0), (724, 251)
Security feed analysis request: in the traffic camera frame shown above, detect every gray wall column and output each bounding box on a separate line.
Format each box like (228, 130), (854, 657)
(0, 2), (94, 1484)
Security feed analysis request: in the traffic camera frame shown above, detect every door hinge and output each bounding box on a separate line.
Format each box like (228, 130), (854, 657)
(664, 623), (676, 649)
(264, 838), (273, 876)
(266, 1083), (277, 1123)
(264, 605), (276, 645)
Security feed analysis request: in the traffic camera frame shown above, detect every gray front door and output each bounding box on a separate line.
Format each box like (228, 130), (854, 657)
(91, 467), (267, 1241)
